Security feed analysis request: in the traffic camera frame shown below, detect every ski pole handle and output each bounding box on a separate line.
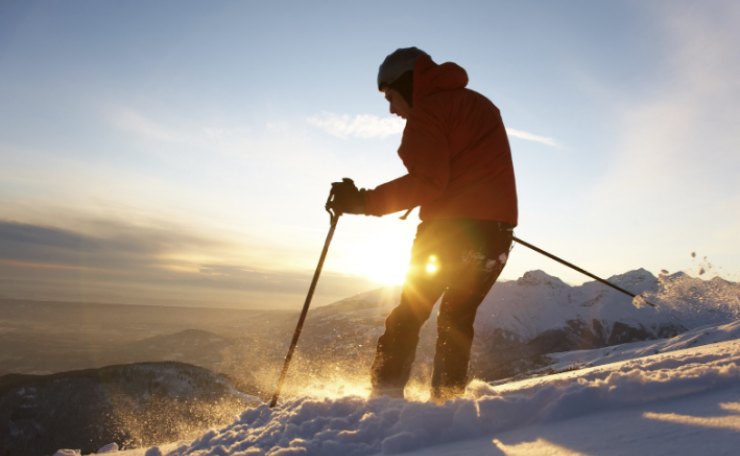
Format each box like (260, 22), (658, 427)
(325, 178), (354, 221)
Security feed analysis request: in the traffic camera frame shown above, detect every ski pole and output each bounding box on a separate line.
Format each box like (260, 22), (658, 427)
(269, 189), (342, 408)
(513, 236), (656, 307)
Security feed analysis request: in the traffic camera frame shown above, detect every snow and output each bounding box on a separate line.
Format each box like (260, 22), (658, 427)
(54, 271), (740, 455)
(123, 325), (739, 456)
(475, 269), (740, 340)
(546, 319), (740, 372)
(322, 269), (740, 344)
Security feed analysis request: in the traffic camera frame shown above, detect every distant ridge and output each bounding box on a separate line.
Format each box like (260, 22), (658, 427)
(0, 361), (258, 456)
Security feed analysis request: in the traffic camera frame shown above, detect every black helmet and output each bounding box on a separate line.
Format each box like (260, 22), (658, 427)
(377, 47), (430, 90)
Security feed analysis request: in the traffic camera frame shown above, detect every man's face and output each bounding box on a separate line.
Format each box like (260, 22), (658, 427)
(383, 88), (411, 119)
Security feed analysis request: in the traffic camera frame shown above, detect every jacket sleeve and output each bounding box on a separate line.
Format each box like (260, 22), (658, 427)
(364, 104), (450, 216)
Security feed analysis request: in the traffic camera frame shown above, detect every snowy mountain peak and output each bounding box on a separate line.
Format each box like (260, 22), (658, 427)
(516, 269), (568, 288)
(665, 271), (690, 280)
(608, 268), (658, 292)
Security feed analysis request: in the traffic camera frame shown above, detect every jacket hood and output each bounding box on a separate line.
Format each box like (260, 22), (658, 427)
(412, 55), (469, 104)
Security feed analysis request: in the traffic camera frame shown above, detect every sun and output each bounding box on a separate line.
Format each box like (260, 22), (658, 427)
(357, 246), (410, 285)
(348, 233), (411, 285)
(335, 219), (415, 286)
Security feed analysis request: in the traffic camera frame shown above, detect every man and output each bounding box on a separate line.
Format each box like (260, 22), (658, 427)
(328, 47), (518, 401)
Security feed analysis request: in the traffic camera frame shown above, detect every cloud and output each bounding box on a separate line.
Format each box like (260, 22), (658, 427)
(506, 128), (561, 148)
(307, 112), (560, 148)
(0, 219), (225, 271)
(0, 219), (374, 308)
(307, 112), (405, 139)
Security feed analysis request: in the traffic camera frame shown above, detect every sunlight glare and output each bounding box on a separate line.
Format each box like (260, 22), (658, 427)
(492, 438), (588, 455)
(720, 402), (740, 413)
(340, 222), (413, 286)
(361, 252), (409, 285)
(643, 410), (740, 431)
(425, 255), (440, 275)
(287, 375), (372, 400)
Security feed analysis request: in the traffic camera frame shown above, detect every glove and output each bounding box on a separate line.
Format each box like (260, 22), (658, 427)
(327, 178), (366, 215)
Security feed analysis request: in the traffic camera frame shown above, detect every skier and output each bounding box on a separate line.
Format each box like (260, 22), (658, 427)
(328, 47), (518, 402)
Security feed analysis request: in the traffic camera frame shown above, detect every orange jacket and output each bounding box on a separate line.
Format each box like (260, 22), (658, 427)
(364, 56), (518, 226)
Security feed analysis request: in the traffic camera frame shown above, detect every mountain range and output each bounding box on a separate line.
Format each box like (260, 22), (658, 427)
(294, 268), (740, 382)
(2, 268), (738, 454)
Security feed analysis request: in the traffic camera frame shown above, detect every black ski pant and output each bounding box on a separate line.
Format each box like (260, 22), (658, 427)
(370, 219), (513, 400)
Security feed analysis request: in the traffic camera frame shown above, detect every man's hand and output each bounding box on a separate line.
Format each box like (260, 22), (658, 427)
(327, 178), (366, 215)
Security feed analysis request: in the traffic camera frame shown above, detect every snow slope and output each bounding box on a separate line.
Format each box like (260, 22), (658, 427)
(546, 319), (740, 373)
(132, 322), (740, 456)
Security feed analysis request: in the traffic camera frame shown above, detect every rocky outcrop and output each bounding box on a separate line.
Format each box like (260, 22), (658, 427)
(0, 362), (257, 456)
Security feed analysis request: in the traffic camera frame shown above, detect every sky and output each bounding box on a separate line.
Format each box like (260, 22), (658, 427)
(1, 0), (739, 310)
